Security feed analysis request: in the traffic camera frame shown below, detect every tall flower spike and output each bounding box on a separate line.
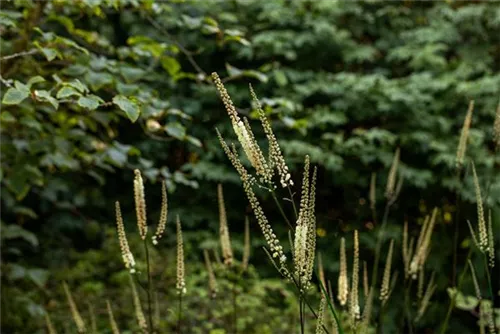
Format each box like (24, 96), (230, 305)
(402, 221), (409, 278)
(350, 230), (360, 321)
(63, 282), (86, 334)
(337, 237), (349, 306)
(385, 148), (400, 200)
(176, 215), (186, 295)
(45, 312), (57, 334)
(318, 252), (326, 290)
(242, 117), (272, 184)
(472, 162), (488, 252)
(212, 73), (270, 183)
(369, 172), (376, 210)
(468, 260), (481, 300)
(204, 249), (218, 298)
(249, 84), (293, 187)
(417, 269), (425, 301)
(242, 216), (251, 271)
(133, 169), (148, 240)
(115, 202), (136, 273)
(218, 184), (233, 266)
(487, 210), (495, 268)
(130, 276), (147, 333)
(481, 300), (496, 334)
(416, 273), (436, 322)
(217, 129), (286, 267)
(380, 240), (394, 305)
(106, 300), (120, 334)
(153, 181), (168, 245)
(467, 220), (480, 249)
(294, 156), (312, 289)
(361, 287), (374, 332)
(410, 208), (438, 279)
(363, 261), (369, 298)
(305, 166), (318, 288)
(415, 273), (437, 321)
(316, 292), (327, 334)
(494, 101), (500, 150)
(456, 100), (474, 169)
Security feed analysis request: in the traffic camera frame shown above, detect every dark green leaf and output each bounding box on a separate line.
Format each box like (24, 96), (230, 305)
(112, 95), (140, 122)
(2, 88), (30, 105)
(77, 95), (102, 110)
(165, 122), (186, 139)
(56, 86), (81, 99)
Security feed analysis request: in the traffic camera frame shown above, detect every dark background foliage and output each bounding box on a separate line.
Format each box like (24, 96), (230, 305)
(1, 0), (499, 333)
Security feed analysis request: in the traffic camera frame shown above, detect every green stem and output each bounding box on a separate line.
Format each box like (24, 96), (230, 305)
(404, 279), (414, 334)
(144, 240), (154, 333)
(232, 281), (237, 334)
(270, 189), (293, 230)
(177, 293), (183, 334)
(439, 248), (473, 334)
(290, 274), (333, 334)
(299, 297), (304, 334)
(287, 185), (298, 219)
(482, 253), (495, 329)
(370, 203), (391, 288)
(452, 169), (463, 286)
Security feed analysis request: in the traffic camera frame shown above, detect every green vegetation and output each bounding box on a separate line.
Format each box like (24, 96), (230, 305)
(1, 1), (499, 333)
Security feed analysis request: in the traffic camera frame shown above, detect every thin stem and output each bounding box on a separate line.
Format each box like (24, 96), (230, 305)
(287, 185), (299, 219)
(290, 274), (333, 334)
(144, 240), (154, 333)
(404, 279), (414, 334)
(0, 48), (38, 61)
(145, 16), (206, 76)
(452, 169), (463, 286)
(232, 281), (237, 334)
(177, 293), (183, 334)
(270, 189), (293, 229)
(439, 248), (472, 334)
(299, 296), (305, 334)
(482, 253), (495, 329)
(370, 203), (391, 288)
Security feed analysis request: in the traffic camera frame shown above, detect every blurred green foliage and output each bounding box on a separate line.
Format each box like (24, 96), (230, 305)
(1, 0), (499, 333)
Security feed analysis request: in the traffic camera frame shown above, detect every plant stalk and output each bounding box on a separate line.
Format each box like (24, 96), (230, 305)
(144, 240), (154, 333)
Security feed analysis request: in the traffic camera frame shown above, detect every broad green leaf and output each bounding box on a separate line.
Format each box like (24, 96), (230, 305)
(40, 47), (58, 61)
(1, 111), (16, 122)
(186, 135), (202, 147)
(35, 90), (59, 110)
(161, 56), (181, 76)
(113, 95), (140, 122)
(56, 86), (81, 99)
(7, 264), (26, 280)
(27, 269), (49, 288)
(2, 225), (38, 247)
(117, 82), (139, 95)
(68, 79), (89, 93)
(165, 122), (186, 139)
(120, 66), (146, 83)
(85, 71), (114, 91)
(27, 76), (45, 87)
(2, 88), (30, 105)
(77, 95), (102, 110)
